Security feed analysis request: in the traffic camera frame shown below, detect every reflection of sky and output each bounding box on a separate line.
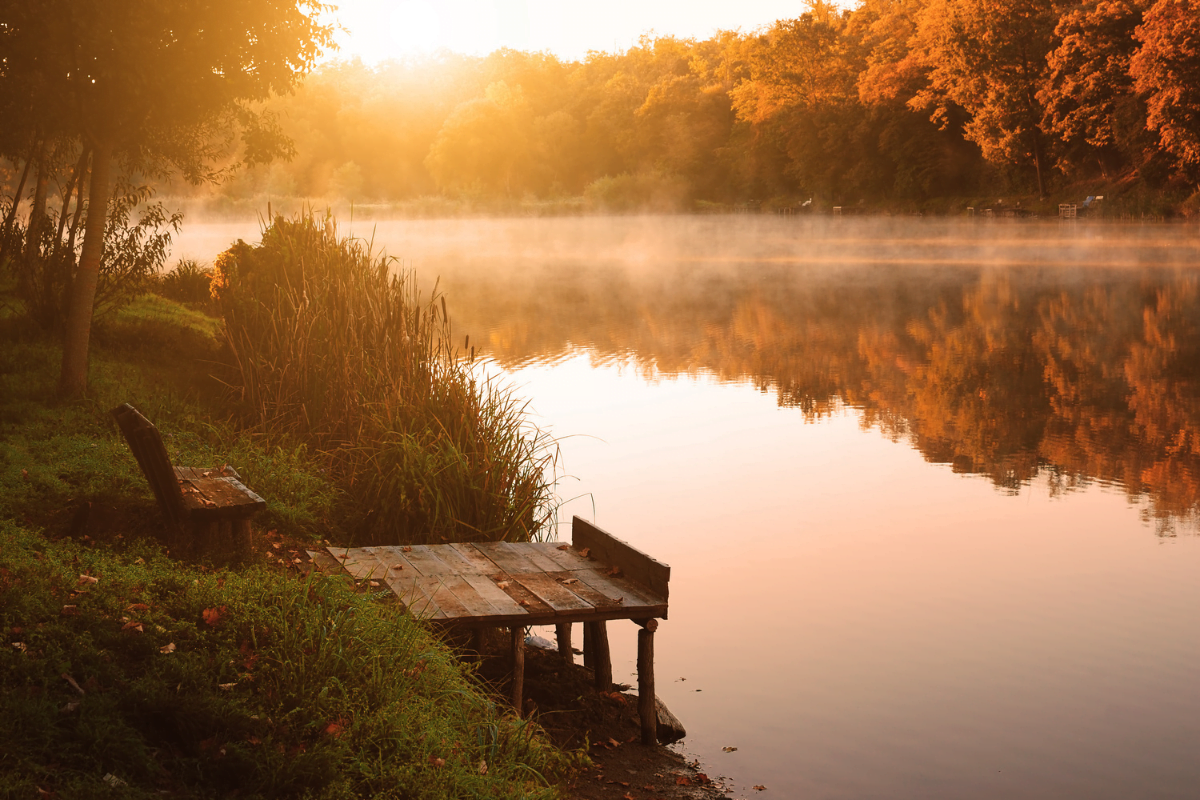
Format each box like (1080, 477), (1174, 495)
(515, 354), (1200, 799)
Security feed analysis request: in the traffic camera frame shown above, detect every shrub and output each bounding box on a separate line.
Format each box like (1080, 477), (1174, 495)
(158, 258), (215, 305)
(212, 213), (557, 545)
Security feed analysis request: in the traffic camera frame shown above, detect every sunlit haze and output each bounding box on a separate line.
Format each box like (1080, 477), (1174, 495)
(327, 0), (817, 61)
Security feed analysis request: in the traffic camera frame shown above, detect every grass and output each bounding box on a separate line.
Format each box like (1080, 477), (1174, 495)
(0, 521), (573, 799)
(213, 213), (558, 545)
(0, 248), (580, 797)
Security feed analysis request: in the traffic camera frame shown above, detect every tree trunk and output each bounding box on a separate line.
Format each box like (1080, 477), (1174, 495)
(58, 142), (111, 399)
(0, 146), (34, 266)
(23, 140), (50, 276)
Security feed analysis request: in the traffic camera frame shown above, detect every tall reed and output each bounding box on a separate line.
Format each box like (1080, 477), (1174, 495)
(212, 213), (556, 544)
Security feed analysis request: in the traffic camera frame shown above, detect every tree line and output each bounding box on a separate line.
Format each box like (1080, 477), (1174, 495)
(214, 0), (1199, 210)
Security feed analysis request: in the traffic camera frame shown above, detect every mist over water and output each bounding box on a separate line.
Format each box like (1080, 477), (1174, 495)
(175, 215), (1200, 798)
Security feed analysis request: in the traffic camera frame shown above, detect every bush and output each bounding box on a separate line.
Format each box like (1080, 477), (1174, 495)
(212, 213), (557, 545)
(157, 258), (215, 305)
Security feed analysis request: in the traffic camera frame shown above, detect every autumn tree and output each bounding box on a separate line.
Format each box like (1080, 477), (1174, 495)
(1039, 0), (1154, 179)
(911, 0), (1058, 195)
(1130, 0), (1200, 178)
(0, 0), (334, 397)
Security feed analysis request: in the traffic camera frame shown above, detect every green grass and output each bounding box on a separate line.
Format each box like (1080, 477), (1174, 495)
(0, 520), (573, 798)
(0, 257), (579, 798)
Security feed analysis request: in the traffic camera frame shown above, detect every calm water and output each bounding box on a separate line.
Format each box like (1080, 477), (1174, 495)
(177, 216), (1200, 799)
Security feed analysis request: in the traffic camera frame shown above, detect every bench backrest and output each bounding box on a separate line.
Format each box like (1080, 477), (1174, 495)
(111, 404), (185, 526)
(572, 516), (670, 602)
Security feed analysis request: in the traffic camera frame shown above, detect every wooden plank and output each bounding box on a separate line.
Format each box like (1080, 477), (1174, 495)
(306, 549), (344, 575)
(472, 541), (542, 574)
(457, 573), (529, 619)
(507, 542), (565, 573)
(373, 547), (419, 577)
(426, 573), (503, 619)
(527, 541), (598, 571)
(572, 517), (670, 601)
(570, 568), (665, 614)
(446, 542), (505, 574)
(491, 574), (557, 617)
(337, 547), (401, 582)
(513, 571), (594, 613)
(382, 545), (459, 577)
(430, 544), (493, 577)
(547, 571), (628, 611)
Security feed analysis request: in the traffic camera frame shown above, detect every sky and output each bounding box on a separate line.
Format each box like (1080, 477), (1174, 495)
(324, 1), (817, 63)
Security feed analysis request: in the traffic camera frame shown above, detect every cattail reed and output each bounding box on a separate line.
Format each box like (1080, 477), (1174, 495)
(213, 213), (556, 544)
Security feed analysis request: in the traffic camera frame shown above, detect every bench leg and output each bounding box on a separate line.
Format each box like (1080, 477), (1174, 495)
(585, 621), (611, 691)
(510, 626), (525, 715)
(555, 623), (573, 664)
(637, 619), (658, 745)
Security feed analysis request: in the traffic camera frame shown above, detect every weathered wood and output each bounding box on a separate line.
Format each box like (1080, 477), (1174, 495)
(473, 541), (543, 574)
(572, 517), (670, 604)
(586, 620), (612, 691)
(638, 619), (658, 745)
(510, 626), (525, 714)
(112, 404), (264, 562)
(512, 572), (593, 613)
(556, 623), (573, 664)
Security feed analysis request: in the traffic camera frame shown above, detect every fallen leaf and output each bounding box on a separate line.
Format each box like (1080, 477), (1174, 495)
(102, 774), (127, 788)
(517, 599), (529, 606)
(607, 737), (622, 748)
(60, 605), (78, 616)
(613, 596), (625, 605)
(391, 564), (404, 570)
(675, 775), (691, 785)
(753, 785), (767, 791)
(121, 621), (144, 633)
(428, 756), (445, 768)
(560, 577), (579, 585)
(556, 544), (570, 551)
(402, 546), (413, 553)
(477, 759), (488, 775)
(496, 581), (510, 589)
(159, 643), (176, 654)
(323, 720), (345, 737)
(272, 543), (281, 550)
(606, 566), (623, 577)
(579, 547), (591, 559)
(368, 580), (380, 587)
(202, 606), (226, 626)
(337, 552), (349, 560)
(126, 603), (150, 612)
(60, 701), (79, 714)
(722, 746), (738, 752)
(622, 794), (635, 800)
(11, 642), (26, 653)
(61, 673), (85, 696)
(76, 575), (99, 586)
(219, 683), (237, 691)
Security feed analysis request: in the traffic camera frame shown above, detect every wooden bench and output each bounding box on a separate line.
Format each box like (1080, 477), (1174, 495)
(308, 516), (670, 744)
(112, 403), (266, 561)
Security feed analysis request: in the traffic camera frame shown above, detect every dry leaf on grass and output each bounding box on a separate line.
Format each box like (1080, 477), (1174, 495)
(159, 643), (176, 654)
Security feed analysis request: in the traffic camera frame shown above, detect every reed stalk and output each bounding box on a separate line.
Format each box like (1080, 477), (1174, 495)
(213, 213), (556, 544)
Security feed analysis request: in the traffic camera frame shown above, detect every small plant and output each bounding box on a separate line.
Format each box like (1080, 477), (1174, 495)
(157, 258), (215, 305)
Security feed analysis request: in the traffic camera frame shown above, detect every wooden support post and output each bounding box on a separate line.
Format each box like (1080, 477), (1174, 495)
(586, 621), (611, 691)
(583, 620), (593, 670)
(467, 627), (485, 663)
(637, 618), (658, 745)
(555, 623), (573, 664)
(510, 626), (525, 714)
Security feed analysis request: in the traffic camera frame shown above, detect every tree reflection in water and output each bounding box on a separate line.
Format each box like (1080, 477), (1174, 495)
(447, 262), (1200, 532)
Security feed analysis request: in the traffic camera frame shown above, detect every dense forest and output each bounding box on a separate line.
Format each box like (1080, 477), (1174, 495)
(193, 0), (1200, 212)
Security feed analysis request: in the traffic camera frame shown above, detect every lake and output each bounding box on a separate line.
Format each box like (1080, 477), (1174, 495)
(176, 215), (1200, 799)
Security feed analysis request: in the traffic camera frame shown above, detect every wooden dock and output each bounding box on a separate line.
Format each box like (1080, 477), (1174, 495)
(308, 516), (670, 743)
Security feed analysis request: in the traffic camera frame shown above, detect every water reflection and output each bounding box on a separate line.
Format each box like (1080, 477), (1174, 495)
(437, 250), (1200, 531)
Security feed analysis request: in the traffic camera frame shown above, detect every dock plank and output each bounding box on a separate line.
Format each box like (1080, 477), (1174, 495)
(514, 571), (595, 613)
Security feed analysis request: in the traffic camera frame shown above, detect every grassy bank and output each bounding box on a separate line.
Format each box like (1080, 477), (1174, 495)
(0, 233), (575, 795)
